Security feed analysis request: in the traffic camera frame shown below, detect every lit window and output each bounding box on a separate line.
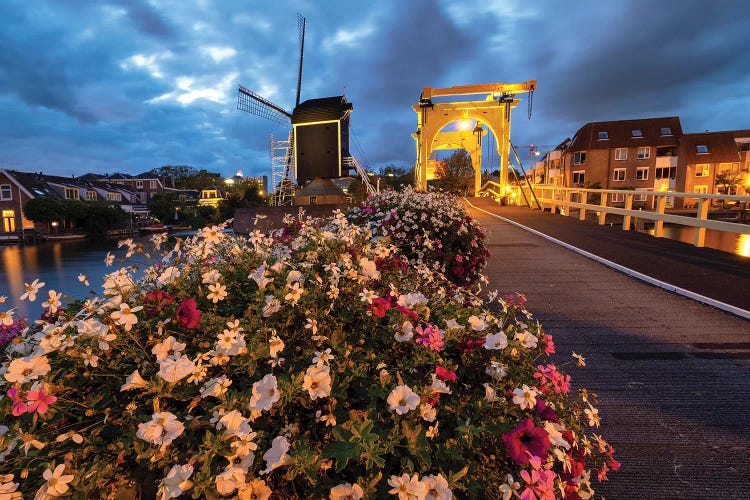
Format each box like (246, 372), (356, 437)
(695, 164), (710, 177)
(660, 127), (672, 136)
(696, 144), (709, 153)
(574, 152), (586, 165)
(631, 129), (643, 137)
(572, 170), (585, 184)
(598, 131), (609, 140)
(87, 190), (97, 200)
(636, 167), (649, 180)
(613, 168), (626, 181)
(107, 192), (122, 201)
(610, 192), (625, 203)
(694, 185), (708, 194)
(309, 196), (318, 205)
(0, 184), (11, 201)
(65, 187), (79, 200)
(635, 190), (650, 202)
(615, 148), (627, 160)
(637, 147), (650, 159)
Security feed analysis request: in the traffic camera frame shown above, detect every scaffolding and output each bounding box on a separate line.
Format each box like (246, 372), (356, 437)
(270, 132), (296, 206)
(343, 156), (376, 197)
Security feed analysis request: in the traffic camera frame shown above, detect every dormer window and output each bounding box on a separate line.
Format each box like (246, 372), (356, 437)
(660, 127), (672, 136)
(696, 144), (709, 154)
(65, 187), (79, 200)
(598, 131), (609, 140)
(631, 129), (643, 138)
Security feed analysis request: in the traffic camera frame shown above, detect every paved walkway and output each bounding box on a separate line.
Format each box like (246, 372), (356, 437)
(464, 199), (750, 499)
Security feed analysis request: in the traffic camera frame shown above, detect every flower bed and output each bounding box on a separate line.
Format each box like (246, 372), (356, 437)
(0, 211), (616, 499)
(347, 188), (490, 287)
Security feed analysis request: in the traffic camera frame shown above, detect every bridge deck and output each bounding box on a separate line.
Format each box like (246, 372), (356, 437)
(465, 198), (750, 499)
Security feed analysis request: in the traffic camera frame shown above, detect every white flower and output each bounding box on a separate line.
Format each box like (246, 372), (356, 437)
(284, 282), (304, 304)
(584, 404), (601, 428)
(263, 295), (281, 317)
(201, 269), (221, 284)
(248, 374), (280, 412)
(40, 464), (74, 497)
(218, 410), (253, 437)
(397, 292), (428, 308)
(330, 482), (364, 500)
(387, 473), (428, 500)
(157, 266), (181, 286)
(444, 318), (464, 331)
(358, 257), (380, 280)
(110, 303), (143, 332)
(158, 464), (194, 500)
(286, 269), (303, 283)
(572, 352), (586, 367)
(312, 348), (334, 366)
(120, 369), (149, 391)
(20, 278), (45, 301)
(201, 225), (225, 244)
(157, 355), (196, 383)
(387, 385), (420, 415)
(104, 252), (115, 266)
(152, 336), (186, 361)
(207, 282), (228, 303)
(395, 320), (414, 342)
(0, 310), (12, 327)
(303, 364), (332, 400)
(467, 315), (487, 331)
(0, 473), (20, 498)
(483, 383), (499, 402)
(136, 412), (185, 446)
(42, 290), (63, 313)
(428, 374), (452, 394)
(484, 332), (508, 350)
(77, 274), (90, 286)
(420, 403), (437, 422)
(200, 375), (232, 399)
(240, 479), (272, 499)
(511, 384), (538, 410)
(4, 355), (51, 384)
(215, 467), (245, 496)
(544, 421), (571, 449)
(269, 335), (285, 358)
(423, 473), (453, 500)
(358, 288), (376, 304)
(485, 361), (507, 380)
(514, 330), (538, 349)
(261, 435), (290, 474)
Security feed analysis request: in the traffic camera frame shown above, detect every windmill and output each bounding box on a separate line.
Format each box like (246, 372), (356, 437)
(237, 14), (374, 206)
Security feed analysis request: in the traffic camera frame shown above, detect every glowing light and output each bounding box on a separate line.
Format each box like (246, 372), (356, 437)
(458, 119), (472, 131)
(737, 234), (750, 258)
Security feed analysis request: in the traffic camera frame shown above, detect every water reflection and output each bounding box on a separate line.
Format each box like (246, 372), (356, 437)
(643, 225), (750, 257)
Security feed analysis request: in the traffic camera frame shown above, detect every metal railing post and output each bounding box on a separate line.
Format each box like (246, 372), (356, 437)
(694, 198), (709, 247)
(623, 193), (634, 230)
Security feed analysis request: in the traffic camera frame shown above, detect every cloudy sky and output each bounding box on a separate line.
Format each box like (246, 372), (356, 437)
(2, 0), (749, 179)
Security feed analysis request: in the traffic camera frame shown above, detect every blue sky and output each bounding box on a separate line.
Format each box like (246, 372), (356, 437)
(1, 0), (749, 179)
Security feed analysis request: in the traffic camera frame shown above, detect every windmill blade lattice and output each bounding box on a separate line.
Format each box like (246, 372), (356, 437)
(237, 85), (292, 126)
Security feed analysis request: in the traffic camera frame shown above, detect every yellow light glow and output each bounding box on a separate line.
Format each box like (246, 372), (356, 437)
(458, 119), (472, 131)
(737, 234), (750, 258)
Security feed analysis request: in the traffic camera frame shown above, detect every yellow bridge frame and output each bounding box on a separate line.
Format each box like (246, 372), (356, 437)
(412, 81), (537, 194)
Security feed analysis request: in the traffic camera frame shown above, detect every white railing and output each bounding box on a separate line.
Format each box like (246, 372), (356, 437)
(519, 185), (750, 248)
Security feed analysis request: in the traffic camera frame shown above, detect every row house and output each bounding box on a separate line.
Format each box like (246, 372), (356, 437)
(79, 172), (166, 203)
(547, 117), (749, 208)
(0, 169), (152, 238)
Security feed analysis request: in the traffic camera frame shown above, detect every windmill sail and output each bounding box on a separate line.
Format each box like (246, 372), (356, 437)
(237, 85), (291, 126)
(296, 13), (306, 107)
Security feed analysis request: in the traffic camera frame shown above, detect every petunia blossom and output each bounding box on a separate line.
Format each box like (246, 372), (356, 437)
(136, 412), (185, 447)
(387, 384), (420, 415)
(502, 418), (551, 465)
(158, 464), (194, 500)
(248, 374), (280, 412)
(302, 364), (332, 400)
(261, 435), (290, 474)
(329, 482), (364, 500)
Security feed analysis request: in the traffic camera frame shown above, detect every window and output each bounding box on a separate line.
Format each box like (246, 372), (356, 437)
(696, 144), (709, 154)
(309, 196), (317, 205)
(135, 180), (144, 190)
(615, 148), (627, 161)
(86, 190), (97, 200)
(598, 131), (609, 140)
(572, 170), (585, 184)
(610, 192), (625, 203)
(660, 127), (672, 136)
(739, 142), (750, 152)
(107, 192), (122, 201)
(695, 164), (710, 177)
(636, 167), (649, 180)
(613, 168), (626, 181)
(0, 184), (11, 201)
(573, 152), (586, 165)
(631, 129), (643, 137)
(637, 147), (651, 159)
(655, 167), (676, 179)
(634, 190), (650, 202)
(150, 180), (157, 189)
(65, 187), (79, 200)
(694, 185), (708, 194)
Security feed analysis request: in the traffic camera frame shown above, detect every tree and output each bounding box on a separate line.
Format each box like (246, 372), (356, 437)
(434, 150), (474, 194)
(148, 192), (181, 224)
(715, 169), (742, 207)
(23, 196), (62, 223)
(378, 165), (413, 190)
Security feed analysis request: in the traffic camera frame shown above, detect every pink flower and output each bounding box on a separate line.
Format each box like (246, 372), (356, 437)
(435, 366), (457, 382)
(26, 388), (57, 415)
(176, 299), (201, 329)
(542, 334), (555, 355)
(519, 456), (556, 500)
(7, 386), (28, 416)
(415, 324), (444, 352)
(502, 418), (551, 465)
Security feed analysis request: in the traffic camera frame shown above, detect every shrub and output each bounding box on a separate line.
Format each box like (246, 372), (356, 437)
(0, 212), (616, 499)
(347, 188), (490, 287)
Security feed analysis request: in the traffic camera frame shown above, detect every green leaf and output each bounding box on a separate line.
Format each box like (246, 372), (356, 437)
(401, 421), (431, 467)
(322, 441), (358, 472)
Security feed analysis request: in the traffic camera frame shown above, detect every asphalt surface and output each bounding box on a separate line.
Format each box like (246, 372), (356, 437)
(463, 198), (750, 499)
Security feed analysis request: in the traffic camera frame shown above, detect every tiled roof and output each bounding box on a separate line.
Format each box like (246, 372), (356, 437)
(568, 117), (682, 152)
(679, 132), (741, 165)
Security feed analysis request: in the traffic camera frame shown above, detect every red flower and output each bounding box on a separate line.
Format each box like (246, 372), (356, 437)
(435, 366), (457, 382)
(176, 298), (201, 329)
(143, 291), (175, 317)
(502, 418), (551, 465)
(535, 399), (559, 422)
(370, 297), (391, 318)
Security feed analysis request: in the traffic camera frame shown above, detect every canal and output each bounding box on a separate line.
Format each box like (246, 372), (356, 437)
(0, 233), (192, 319)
